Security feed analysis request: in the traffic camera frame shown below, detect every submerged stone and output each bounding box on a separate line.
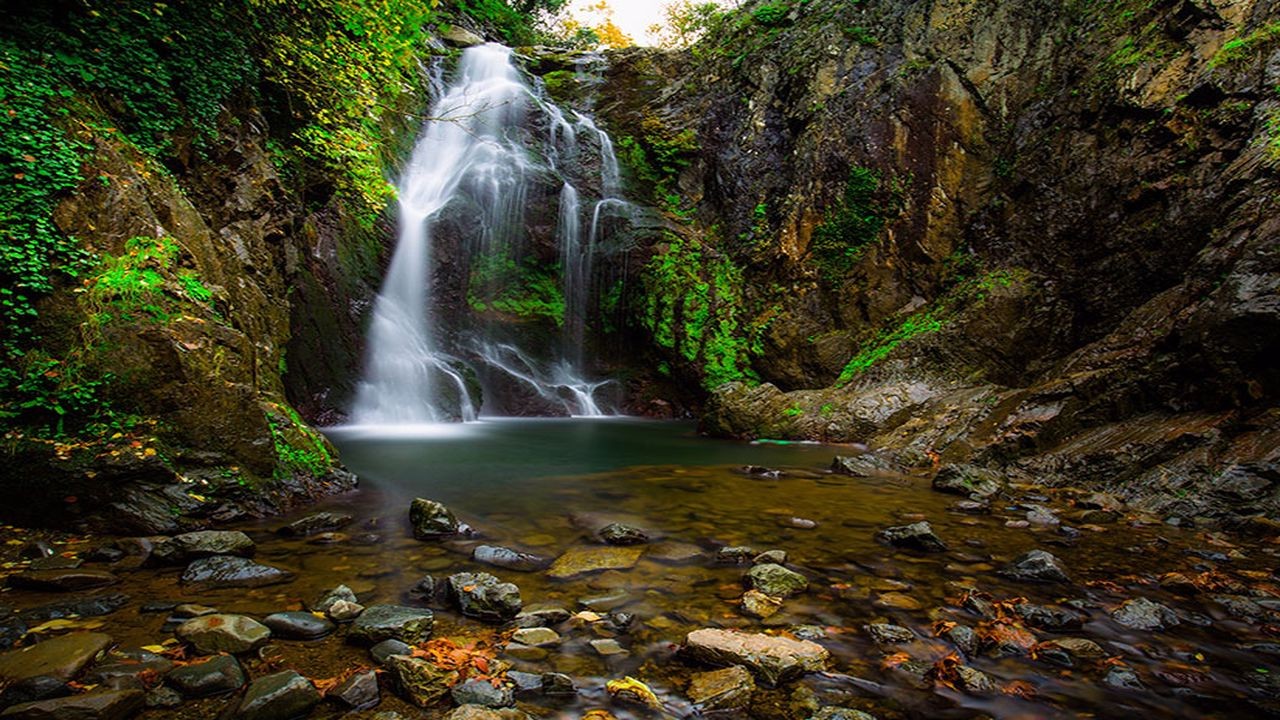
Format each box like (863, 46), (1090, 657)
(688, 665), (755, 710)
(277, 512), (353, 537)
(547, 546), (643, 579)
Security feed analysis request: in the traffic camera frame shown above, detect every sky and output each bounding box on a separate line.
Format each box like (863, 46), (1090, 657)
(563, 0), (739, 46)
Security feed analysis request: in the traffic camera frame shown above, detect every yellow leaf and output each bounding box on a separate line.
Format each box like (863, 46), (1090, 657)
(140, 645), (168, 654)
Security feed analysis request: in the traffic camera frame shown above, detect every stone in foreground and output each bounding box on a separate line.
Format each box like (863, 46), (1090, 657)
(1112, 597), (1180, 631)
(683, 628), (828, 686)
(150, 531), (255, 564)
(410, 498), (460, 539)
(875, 522), (948, 552)
(165, 654), (245, 697)
(331, 669), (380, 709)
(347, 605), (434, 645)
(177, 614), (271, 654)
(546, 546), (643, 579)
(0, 688), (143, 720)
(998, 550), (1070, 583)
(180, 556), (293, 589)
(236, 670), (321, 720)
(448, 572), (523, 623)
(0, 632), (112, 683)
(385, 654), (459, 707)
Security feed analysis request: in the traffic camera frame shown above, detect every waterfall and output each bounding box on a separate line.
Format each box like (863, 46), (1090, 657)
(351, 43), (626, 425)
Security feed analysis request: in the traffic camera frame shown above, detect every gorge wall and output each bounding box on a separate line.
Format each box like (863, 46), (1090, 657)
(595, 0), (1280, 524)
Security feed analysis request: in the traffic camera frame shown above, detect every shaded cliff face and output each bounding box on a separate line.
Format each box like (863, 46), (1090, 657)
(598, 0), (1280, 521)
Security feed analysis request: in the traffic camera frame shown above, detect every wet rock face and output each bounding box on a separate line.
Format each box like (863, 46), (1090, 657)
(447, 572), (523, 623)
(347, 605), (435, 646)
(875, 522), (948, 552)
(180, 556), (293, 589)
(410, 499), (461, 539)
(150, 531), (255, 565)
(602, 0), (1280, 516)
(176, 614), (271, 654)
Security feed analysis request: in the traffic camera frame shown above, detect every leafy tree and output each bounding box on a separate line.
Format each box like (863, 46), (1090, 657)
(649, 0), (728, 48)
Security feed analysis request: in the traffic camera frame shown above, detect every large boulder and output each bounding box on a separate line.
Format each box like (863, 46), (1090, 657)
(347, 605), (434, 645)
(149, 531), (255, 564)
(447, 573), (523, 623)
(683, 628), (828, 686)
(409, 498), (460, 539)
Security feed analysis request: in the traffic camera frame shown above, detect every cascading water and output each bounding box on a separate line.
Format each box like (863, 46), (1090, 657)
(351, 43), (627, 425)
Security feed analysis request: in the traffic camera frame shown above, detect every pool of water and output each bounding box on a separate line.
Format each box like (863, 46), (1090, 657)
(4, 419), (1278, 719)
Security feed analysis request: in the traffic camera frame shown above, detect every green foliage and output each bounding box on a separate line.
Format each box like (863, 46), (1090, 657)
(267, 402), (333, 477)
(0, 39), (92, 359)
(834, 268), (1023, 384)
(449, 0), (553, 45)
(616, 114), (699, 219)
(251, 0), (438, 213)
(467, 252), (565, 326)
(0, 352), (115, 437)
(642, 233), (759, 389)
(808, 166), (898, 280)
(782, 405), (803, 417)
(835, 311), (943, 385)
(82, 236), (214, 324)
(648, 1), (727, 49)
(1209, 21), (1280, 68)
(752, 3), (792, 26)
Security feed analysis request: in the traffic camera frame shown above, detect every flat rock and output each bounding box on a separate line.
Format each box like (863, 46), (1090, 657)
(999, 550), (1069, 583)
(511, 627), (560, 647)
(0, 632), (112, 682)
(1112, 597), (1180, 631)
(683, 628), (828, 686)
(473, 545), (548, 572)
(744, 563), (807, 598)
(445, 706), (530, 720)
(1033, 638), (1107, 667)
(176, 614), (271, 654)
(688, 665), (755, 710)
(83, 649), (173, 688)
(864, 623), (914, 645)
(277, 512), (352, 537)
(263, 611), (335, 640)
(875, 522), (947, 552)
(181, 556), (293, 589)
(410, 498), (460, 539)
(236, 670), (321, 720)
(150, 531), (254, 564)
(347, 605), (434, 645)
(165, 654), (245, 696)
(547, 546), (643, 579)
(0, 689), (143, 720)
(646, 542), (704, 563)
(7, 570), (119, 592)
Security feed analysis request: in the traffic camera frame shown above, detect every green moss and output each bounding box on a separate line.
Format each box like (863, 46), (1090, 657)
(267, 402), (332, 477)
(82, 236), (214, 325)
(616, 116), (700, 220)
(808, 166), (901, 280)
(642, 232), (759, 389)
(467, 252), (565, 326)
(1209, 21), (1280, 68)
(782, 405), (803, 417)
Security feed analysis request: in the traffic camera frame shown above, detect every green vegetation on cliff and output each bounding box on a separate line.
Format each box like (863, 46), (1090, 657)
(468, 252), (566, 327)
(808, 166), (902, 280)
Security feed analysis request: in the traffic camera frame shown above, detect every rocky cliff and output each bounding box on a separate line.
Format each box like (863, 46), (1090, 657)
(596, 0), (1280, 524)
